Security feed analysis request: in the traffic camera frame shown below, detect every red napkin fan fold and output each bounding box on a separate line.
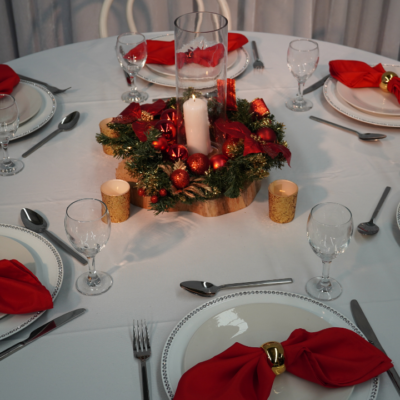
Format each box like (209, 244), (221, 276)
(0, 259), (53, 314)
(0, 65), (20, 95)
(174, 327), (393, 400)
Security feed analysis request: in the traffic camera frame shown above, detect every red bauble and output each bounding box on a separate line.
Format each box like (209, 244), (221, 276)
(151, 195), (159, 203)
(159, 188), (168, 197)
(170, 169), (190, 189)
(256, 127), (277, 143)
(138, 188), (145, 197)
(187, 153), (210, 175)
(222, 138), (240, 158)
(167, 144), (189, 162)
(154, 119), (177, 143)
(152, 136), (168, 151)
(210, 154), (229, 170)
(160, 108), (178, 125)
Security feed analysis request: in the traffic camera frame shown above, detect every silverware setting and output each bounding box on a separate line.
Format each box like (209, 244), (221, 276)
(357, 186), (391, 235)
(303, 74), (330, 94)
(22, 111), (80, 158)
(18, 74), (71, 95)
(309, 116), (387, 141)
(0, 309), (86, 361)
(350, 300), (400, 395)
(251, 41), (264, 71)
(133, 320), (151, 400)
(20, 208), (88, 265)
(180, 278), (293, 297)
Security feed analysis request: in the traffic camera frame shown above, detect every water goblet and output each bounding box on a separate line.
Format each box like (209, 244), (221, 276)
(0, 94), (24, 176)
(306, 202), (353, 301)
(116, 32), (148, 103)
(65, 198), (113, 296)
(286, 39), (319, 112)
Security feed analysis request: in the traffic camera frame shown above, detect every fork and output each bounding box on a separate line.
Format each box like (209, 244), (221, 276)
(251, 41), (264, 71)
(18, 74), (71, 95)
(133, 320), (151, 400)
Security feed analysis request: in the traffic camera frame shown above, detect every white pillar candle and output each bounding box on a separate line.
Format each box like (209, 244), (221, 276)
(183, 95), (211, 155)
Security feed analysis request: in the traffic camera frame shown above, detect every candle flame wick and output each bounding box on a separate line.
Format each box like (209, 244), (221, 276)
(192, 94), (195, 101)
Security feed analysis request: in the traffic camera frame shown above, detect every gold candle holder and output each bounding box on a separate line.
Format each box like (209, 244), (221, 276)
(268, 180), (298, 223)
(100, 179), (130, 223)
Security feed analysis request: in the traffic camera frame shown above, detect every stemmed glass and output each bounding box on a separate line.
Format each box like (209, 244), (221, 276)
(0, 94), (24, 176)
(286, 39), (319, 112)
(116, 32), (148, 103)
(306, 202), (353, 301)
(65, 198), (113, 296)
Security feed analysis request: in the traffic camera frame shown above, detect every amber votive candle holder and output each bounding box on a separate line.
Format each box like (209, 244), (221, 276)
(268, 180), (298, 223)
(100, 179), (130, 223)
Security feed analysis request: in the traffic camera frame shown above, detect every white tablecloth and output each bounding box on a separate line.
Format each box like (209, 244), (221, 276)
(1, 31), (399, 399)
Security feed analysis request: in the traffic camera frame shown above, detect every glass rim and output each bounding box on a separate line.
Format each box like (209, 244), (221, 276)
(174, 11), (228, 34)
(0, 94), (17, 111)
(116, 32), (146, 45)
(66, 198), (109, 223)
(289, 39), (319, 52)
(310, 202), (353, 226)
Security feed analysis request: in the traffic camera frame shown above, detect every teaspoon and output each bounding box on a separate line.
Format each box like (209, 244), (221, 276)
(20, 208), (88, 265)
(310, 116), (387, 141)
(180, 278), (293, 297)
(22, 111), (80, 158)
(357, 187), (391, 235)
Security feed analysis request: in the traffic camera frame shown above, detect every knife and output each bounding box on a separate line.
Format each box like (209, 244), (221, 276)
(303, 74), (330, 94)
(0, 308), (86, 361)
(350, 300), (400, 396)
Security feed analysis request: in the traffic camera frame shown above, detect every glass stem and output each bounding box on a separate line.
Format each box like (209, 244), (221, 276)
(129, 73), (138, 93)
(320, 261), (332, 292)
(1, 139), (12, 165)
(86, 256), (101, 287)
(297, 80), (305, 103)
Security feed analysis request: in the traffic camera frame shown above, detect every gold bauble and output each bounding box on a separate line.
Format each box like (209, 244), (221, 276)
(379, 71), (398, 92)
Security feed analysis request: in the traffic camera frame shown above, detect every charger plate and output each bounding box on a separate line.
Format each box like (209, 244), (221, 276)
(161, 290), (378, 400)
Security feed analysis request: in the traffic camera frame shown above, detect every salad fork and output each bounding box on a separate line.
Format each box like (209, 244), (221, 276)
(133, 320), (151, 400)
(18, 74), (71, 95)
(251, 41), (264, 71)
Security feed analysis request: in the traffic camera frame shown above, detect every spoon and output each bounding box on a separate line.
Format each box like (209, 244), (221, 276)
(357, 186), (391, 235)
(22, 111), (80, 158)
(20, 208), (88, 265)
(180, 278), (293, 297)
(309, 116), (387, 141)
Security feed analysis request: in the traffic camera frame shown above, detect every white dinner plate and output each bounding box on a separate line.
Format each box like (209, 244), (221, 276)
(161, 290), (378, 400)
(146, 34), (238, 78)
(10, 80), (57, 141)
(12, 82), (42, 124)
(0, 236), (36, 320)
(324, 77), (400, 127)
(0, 224), (63, 340)
(336, 64), (400, 116)
(138, 47), (249, 89)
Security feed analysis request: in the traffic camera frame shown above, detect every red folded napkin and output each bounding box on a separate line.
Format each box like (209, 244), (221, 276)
(0, 259), (53, 314)
(0, 65), (20, 95)
(174, 327), (393, 400)
(125, 33), (248, 66)
(329, 60), (400, 104)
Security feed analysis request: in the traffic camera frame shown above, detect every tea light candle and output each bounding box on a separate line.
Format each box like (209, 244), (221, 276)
(268, 180), (298, 224)
(183, 95), (211, 155)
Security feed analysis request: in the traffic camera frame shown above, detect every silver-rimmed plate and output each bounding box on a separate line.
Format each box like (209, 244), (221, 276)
(324, 77), (400, 127)
(0, 224), (64, 340)
(161, 290), (378, 400)
(10, 80), (57, 141)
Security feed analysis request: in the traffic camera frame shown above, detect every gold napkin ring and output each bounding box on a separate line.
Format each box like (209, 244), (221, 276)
(260, 341), (286, 376)
(380, 71), (398, 92)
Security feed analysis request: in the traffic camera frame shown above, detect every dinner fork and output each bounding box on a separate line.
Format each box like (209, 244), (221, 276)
(133, 320), (151, 400)
(18, 74), (71, 95)
(251, 41), (264, 71)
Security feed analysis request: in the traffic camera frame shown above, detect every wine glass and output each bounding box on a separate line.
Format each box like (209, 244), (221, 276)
(286, 39), (319, 112)
(306, 202), (353, 301)
(0, 94), (24, 176)
(65, 198), (113, 296)
(116, 32), (148, 103)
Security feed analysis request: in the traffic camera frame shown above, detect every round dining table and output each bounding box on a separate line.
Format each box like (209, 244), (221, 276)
(1, 31), (399, 400)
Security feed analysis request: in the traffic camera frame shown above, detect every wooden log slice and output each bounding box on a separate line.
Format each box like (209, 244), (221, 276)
(99, 118), (118, 155)
(116, 160), (262, 217)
